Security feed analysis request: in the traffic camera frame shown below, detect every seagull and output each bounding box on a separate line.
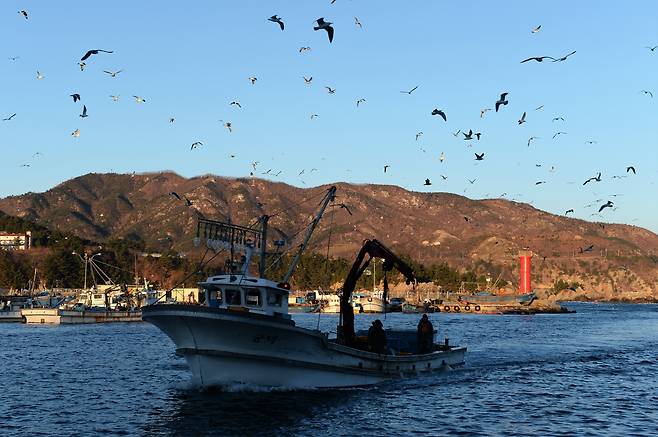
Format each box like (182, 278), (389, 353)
(598, 201), (614, 212)
(583, 172), (602, 185)
(71, 129), (80, 137)
(79, 105), (88, 118)
(535, 181), (546, 185)
(356, 98), (366, 107)
(230, 101), (242, 108)
(424, 178), (432, 186)
(2, 113), (17, 121)
(310, 113), (319, 119)
(463, 129), (473, 140)
(8, 56), (20, 61)
(475, 153), (485, 161)
(553, 50), (576, 62)
(248, 76), (257, 85)
(78, 62), (86, 71)
(18, 10), (28, 19)
(553, 131), (567, 139)
(325, 86), (336, 94)
(103, 70), (122, 77)
(580, 244), (595, 253)
(452, 130), (461, 137)
(384, 165), (390, 173)
(585, 140), (597, 145)
(475, 132), (482, 140)
(441, 175), (448, 180)
(552, 116), (565, 122)
(400, 86), (419, 95)
(440, 152), (445, 162)
(190, 141), (203, 150)
(640, 90), (654, 98)
(36, 71), (44, 80)
(354, 17), (362, 29)
(110, 95), (120, 102)
(520, 56), (556, 63)
(169, 117), (175, 123)
(314, 18), (334, 43)
(565, 209), (574, 215)
(80, 49), (113, 61)
(534, 105), (544, 111)
(495, 93), (509, 112)
(646, 46), (658, 52)
(221, 121), (233, 132)
(20, 164), (30, 168)
(518, 112), (526, 124)
(527, 136), (539, 147)
(299, 46), (311, 53)
(480, 108), (491, 118)
(169, 192), (182, 200)
(70, 94), (81, 102)
(467, 178), (477, 184)
(626, 166), (636, 174)
(416, 132), (423, 141)
(531, 25), (541, 33)
(431, 109), (447, 121)
(303, 76), (313, 84)
(133, 96), (146, 103)
(268, 15), (284, 31)
(252, 161), (260, 171)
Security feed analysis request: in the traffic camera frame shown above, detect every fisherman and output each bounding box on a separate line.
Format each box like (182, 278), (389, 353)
(417, 314), (434, 353)
(367, 319), (387, 354)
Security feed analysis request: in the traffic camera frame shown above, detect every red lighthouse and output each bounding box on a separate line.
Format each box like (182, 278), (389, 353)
(519, 250), (533, 294)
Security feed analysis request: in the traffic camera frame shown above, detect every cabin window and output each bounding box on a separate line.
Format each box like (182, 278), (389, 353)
(206, 287), (222, 306)
(225, 289), (241, 306)
(267, 291), (283, 307)
(244, 288), (262, 307)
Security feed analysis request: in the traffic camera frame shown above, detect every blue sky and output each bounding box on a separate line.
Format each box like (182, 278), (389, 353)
(1, 1), (657, 232)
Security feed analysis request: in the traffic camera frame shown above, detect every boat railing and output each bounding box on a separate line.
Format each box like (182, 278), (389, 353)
(195, 218), (263, 252)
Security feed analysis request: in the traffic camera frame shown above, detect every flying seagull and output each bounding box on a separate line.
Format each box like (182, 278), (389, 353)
(314, 18), (334, 43)
(222, 121), (233, 132)
(552, 131), (567, 139)
(583, 172), (602, 185)
(80, 49), (113, 61)
(230, 101), (242, 108)
(2, 113), (17, 121)
(626, 166), (636, 174)
(18, 10), (28, 19)
(354, 17), (362, 29)
(534, 105), (544, 111)
(424, 178), (432, 186)
(598, 201), (614, 212)
(518, 112), (526, 124)
(8, 56), (20, 61)
(70, 93), (81, 102)
(565, 209), (574, 215)
(325, 86), (336, 94)
(169, 117), (175, 123)
(580, 245), (595, 253)
(190, 141), (203, 150)
(463, 129), (473, 140)
(36, 71), (44, 80)
(584, 140), (597, 145)
(475, 152), (485, 161)
(495, 93), (509, 112)
(384, 165), (390, 173)
(299, 46), (311, 53)
(440, 152), (445, 162)
(452, 130), (461, 137)
(356, 98), (366, 107)
(303, 76), (313, 84)
(103, 70), (122, 77)
(416, 132), (423, 141)
(552, 117), (565, 122)
(553, 50), (576, 62)
(646, 46), (658, 52)
(441, 175), (448, 180)
(520, 56), (556, 63)
(248, 76), (257, 85)
(78, 62), (86, 71)
(640, 90), (653, 98)
(480, 108), (491, 118)
(467, 178), (477, 184)
(71, 129), (80, 137)
(532, 25), (541, 33)
(310, 113), (319, 119)
(400, 86), (419, 95)
(527, 136), (539, 147)
(110, 95), (120, 102)
(79, 105), (88, 118)
(431, 109), (447, 121)
(535, 181), (546, 185)
(268, 15), (284, 31)
(133, 95), (146, 103)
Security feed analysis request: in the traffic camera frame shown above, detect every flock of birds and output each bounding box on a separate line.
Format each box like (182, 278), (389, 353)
(4, 5), (657, 234)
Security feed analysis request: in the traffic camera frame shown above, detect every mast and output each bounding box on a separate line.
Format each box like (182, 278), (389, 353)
(283, 186), (336, 283)
(259, 215), (269, 278)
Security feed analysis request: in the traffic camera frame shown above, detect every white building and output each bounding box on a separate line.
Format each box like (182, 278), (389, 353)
(0, 231), (32, 250)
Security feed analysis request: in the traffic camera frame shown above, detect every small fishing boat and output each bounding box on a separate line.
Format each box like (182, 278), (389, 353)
(143, 187), (466, 389)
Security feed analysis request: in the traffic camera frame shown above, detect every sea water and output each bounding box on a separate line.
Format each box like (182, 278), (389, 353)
(1, 302), (656, 436)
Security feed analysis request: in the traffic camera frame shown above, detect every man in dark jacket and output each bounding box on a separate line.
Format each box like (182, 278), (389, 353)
(368, 319), (387, 354)
(417, 314), (434, 353)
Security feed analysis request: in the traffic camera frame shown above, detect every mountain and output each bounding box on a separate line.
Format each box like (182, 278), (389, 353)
(1, 172), (657, 299)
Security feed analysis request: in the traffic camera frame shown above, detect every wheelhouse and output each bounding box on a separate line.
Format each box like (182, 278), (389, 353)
(199, 274), (291, 319)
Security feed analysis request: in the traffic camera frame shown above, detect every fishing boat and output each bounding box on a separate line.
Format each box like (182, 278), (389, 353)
(143, 186), (466, 389)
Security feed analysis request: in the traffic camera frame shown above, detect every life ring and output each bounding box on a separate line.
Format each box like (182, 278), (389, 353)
(443, 306), (451, 312)
(453, 306), (461, 312)
(474, 305), (481, 312)
(464, 305), (471, 311)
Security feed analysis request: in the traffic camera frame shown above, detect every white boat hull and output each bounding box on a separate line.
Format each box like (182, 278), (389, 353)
(143, 304), (466, 389)
(22, 308), (142, 324)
